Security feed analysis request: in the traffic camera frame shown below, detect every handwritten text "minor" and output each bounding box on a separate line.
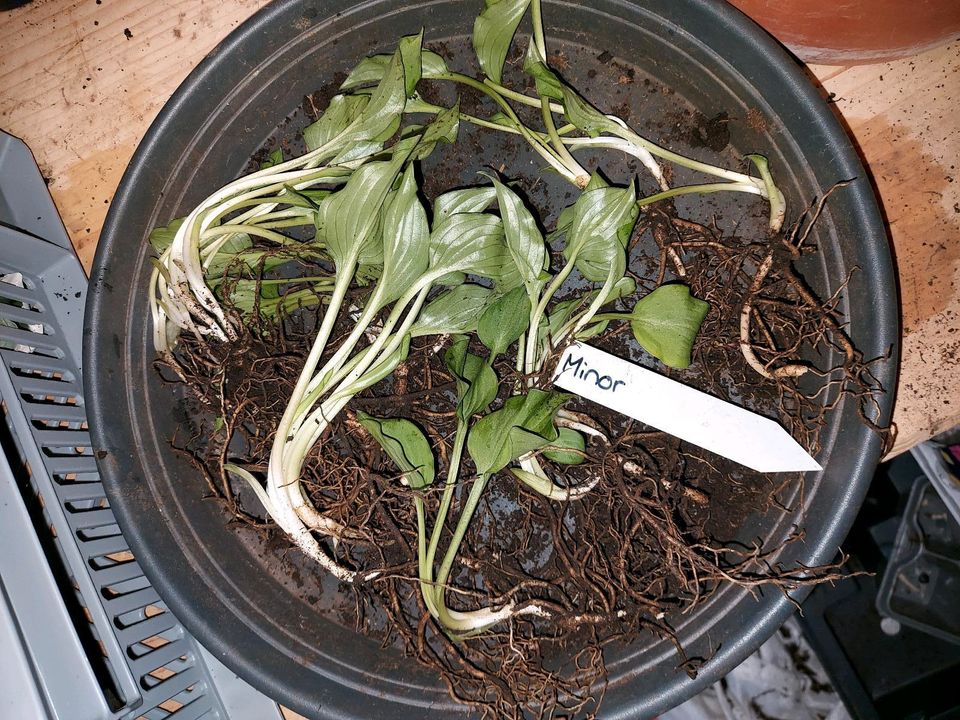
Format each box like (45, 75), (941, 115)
(560, 353), (626, 393)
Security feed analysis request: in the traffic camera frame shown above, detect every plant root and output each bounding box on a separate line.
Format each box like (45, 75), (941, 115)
(159, 185), (890, 718)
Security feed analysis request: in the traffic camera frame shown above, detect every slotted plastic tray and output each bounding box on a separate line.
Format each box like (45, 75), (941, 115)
(0, 131), (281, 720)
(876, 477), (960, 645)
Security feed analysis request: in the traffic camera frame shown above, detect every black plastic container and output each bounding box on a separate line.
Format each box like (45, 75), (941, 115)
(800, 455), (960, 720)
(85, 1), (898, 717)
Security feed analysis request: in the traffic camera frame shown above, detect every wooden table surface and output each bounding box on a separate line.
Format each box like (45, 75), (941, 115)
(1, 0), (958, 456)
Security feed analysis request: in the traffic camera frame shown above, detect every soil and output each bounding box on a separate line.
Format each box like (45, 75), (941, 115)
(156, 35), (890, 720)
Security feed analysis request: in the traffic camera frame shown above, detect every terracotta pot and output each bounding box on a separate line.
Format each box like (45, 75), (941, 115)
(728, 0), (960, 63)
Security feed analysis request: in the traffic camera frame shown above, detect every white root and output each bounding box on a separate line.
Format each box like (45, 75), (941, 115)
(225, 464), (357, 582)
(500, 407), (609, 501)
(555, 409), (609, 442)
(149, 136), (374, 352)
(441, 600), (552, 634)
(262, 293), (429, 583)
(349, 304), (383, 343)
(268, 487), (356, 582)
(622, 460), (708, 505)
(604, 115), (669, 191)
(293, 499), (359, 540)
(514, 456), (599, 501)
(430, 333), (449, 355)
(739, 253), (808, 380)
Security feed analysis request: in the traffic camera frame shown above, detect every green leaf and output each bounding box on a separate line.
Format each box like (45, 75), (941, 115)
(397, 30), (425, 95)
(205, 234), (254, 278)
(378, 165), (430, 307)
(522, 41), (563, 100)
(279, 185), (327, 210)
(629, 284), (709, 369)
(542, 427), (585, 465)
(561, 184), (637, 267)
(504, 427), (555, 466)
(306, 40), (416, 158)
(422, 100), (461, 145)
(584, 171), (611, 191)
(616, 202), (640, 247)
(545, 297), (584, 341)
(492, 258), (525, 297)
(510, 390), (570, 440)
(341, 48), (449, 90)
(486, 111), (519, 131)
(403, 95), (443, 115)
(148, 216), (185, 254)
(472, 0), (531, 84)
(297, 188), (333, 205)
(444, 336), (500, 422)
(356, 203), (387, 270)
(330, 42), (416, 153)
(491, 178), (547, 299)
(303, 94), (369, 152)
(552, 172), (610, 240)
(355, 263), (383, 286)
(356, 412), (435, 489)
(315, 145), (411, 268)
(477, 285), (531, 359)
(428, 213), (508, 280)
(575, 191), (638, 282)
(216, 278), (327, 320)
(342, 55), (394, 90)
(434, 187), (497, 223)
(468, 389), (569, 475)
(221, 278), (282, 316)
(436, 270), (467, 287)
(212, 250), (296, 281)
(545, 276), (635, 342)
(552, 207), (574, 242)
(420, 50), (451, 79)
(331, 138), (389, 165)
(351, 335), (411, 393)
(561, 85), (620, 138)
(354, 185), (392, 271)
(259, 148), (284, 170)
(575, 319), (608, 339)
(411, 100), (461, 161)
(537, 277), (637, 348)
(410, 284), (493, 337)
(605, 275), (637, 303)
(575, 230), (627, 283)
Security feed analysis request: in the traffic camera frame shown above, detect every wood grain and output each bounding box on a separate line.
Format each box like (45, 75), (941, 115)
(0, 0), (271, 268)
(1, 0), (955, 460)
(810, 43), (960, 454)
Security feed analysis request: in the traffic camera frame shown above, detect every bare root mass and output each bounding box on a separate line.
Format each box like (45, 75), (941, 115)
(160, 197), (885, 719)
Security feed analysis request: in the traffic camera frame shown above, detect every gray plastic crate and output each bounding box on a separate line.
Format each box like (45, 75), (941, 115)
(0, 131), (282, 720)
(876, 477), (960, 646)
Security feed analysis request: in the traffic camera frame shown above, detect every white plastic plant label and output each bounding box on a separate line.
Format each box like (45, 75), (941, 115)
(552, 342), (821, 473)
